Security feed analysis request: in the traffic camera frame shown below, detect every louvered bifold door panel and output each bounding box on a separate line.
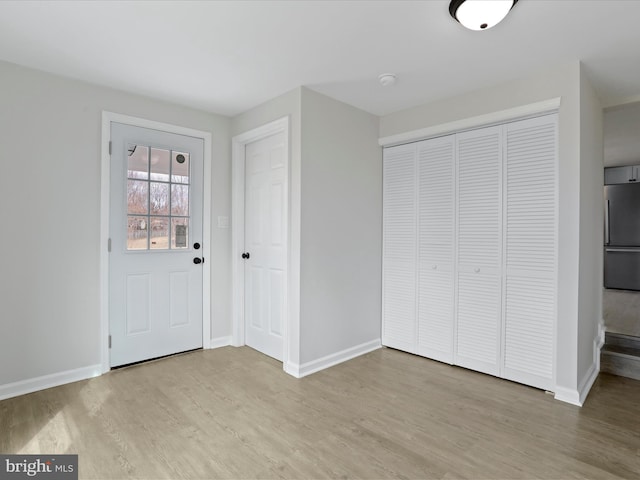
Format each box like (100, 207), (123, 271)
(502, 114), (557, 391)
(455, 126), (502, 376)
(417, 135), (455, 363)
(382, 143), (417, 353)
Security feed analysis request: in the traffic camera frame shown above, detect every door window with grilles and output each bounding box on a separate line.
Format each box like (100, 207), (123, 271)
(126, 144), (190, 250)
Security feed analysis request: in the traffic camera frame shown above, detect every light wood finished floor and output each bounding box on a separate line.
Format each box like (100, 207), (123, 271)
(2, 347), (640, 479)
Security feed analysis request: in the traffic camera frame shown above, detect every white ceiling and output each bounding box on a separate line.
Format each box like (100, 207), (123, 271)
(1, 1), (640, 118)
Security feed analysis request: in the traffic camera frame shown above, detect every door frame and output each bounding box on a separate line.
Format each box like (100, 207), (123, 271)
(231, 116), (290, 366)
(100, 111), (213, 373)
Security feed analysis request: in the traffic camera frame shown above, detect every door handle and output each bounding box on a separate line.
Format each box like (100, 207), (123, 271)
(605, 199), (610, 245)
(242, 252), (251, 259)
(193, 257), (204, 265)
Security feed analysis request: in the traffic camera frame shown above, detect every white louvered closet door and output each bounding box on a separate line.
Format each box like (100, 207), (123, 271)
(382, 143), (417, 353)
(455, 126), (503, 376)
(417, 135), (455, 363)
(502, 115), (557, 391)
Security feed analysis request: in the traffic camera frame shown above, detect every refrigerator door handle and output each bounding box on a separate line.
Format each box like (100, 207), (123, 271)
(605, 199), (610, 245)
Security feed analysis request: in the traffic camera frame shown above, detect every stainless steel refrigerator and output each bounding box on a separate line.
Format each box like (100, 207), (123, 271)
(605, 184), (640, 290)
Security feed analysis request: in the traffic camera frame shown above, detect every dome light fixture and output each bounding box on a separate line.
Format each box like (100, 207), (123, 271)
(449, 0), (518, 31)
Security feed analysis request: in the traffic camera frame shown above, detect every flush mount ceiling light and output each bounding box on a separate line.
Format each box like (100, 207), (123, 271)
(449, 0), (518, 31)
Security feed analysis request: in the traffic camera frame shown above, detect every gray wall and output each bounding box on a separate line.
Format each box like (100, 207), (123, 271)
(0, 60), (231, 386)
(578, 66), (604, 386)
(380, 61), (601, 399)
(231, 87), (382, 368)
(299, 87), (381, 364)
(0, 54), (603, 401)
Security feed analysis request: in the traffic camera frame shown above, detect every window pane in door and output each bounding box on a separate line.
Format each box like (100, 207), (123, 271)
(172, 151), (190, 183)
(150, 217), (169, 250)
(150, 148), (170, 181)
(124, 144), (193, 252)
(127, 216), (148, 250)
(171, 218), (189, 249)
(150, 182), (169, 215)
(127, 180), (148, 214)
(171, 184), (189, 216)
(127, 145), (148, 180)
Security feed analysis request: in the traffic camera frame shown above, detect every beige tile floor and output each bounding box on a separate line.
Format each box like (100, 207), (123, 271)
(603, 288), (640, 336)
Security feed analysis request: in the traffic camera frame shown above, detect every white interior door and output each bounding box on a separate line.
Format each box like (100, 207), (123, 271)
(502, 114), (557, 391)
(244, 132), (286, 361)
(382, 143), (418, 354)
(109, 122), (204, 367)
(455, 125), (503, 376)
(417, 135), (455, 364)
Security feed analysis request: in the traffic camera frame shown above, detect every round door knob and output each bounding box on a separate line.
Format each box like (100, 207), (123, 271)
(193, 257), (202, 265)
(242, 252), (251, 259)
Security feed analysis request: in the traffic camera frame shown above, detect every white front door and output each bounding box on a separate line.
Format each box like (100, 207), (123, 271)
(244, 132), (286, 361)
(109, 122), (204, 367)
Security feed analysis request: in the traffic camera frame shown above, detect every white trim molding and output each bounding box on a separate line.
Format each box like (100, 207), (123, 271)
(0, 365), (102, 401)
(554, 361), (599, 407)
(379, 97), (562, 147)
(554, 325), (604, 407)
(596, 320), (606, 371)
(100, 111), (213, 373)
(285, 340), (382, 378)
(231, 116), (293, 368)
(210, 336), (233, 349)
(578, 362), (599, 405)
(553, 386), (582, 406)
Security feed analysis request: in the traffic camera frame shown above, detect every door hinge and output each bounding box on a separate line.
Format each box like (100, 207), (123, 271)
(108, 335), (112, 349)
(108, 238), (111, 252)
(108, 141), (112, 155)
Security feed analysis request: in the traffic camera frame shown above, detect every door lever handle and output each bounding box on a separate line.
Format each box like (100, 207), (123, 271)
(242, 252), (251, 259)
(193, 257), (203, 265)
(605, 199), (610, 245)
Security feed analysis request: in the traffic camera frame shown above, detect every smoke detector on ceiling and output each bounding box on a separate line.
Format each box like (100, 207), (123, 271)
(378, 73), (397, 87)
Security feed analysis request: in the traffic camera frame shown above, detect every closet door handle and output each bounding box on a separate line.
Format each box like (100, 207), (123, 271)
(605, 200), (610, 245)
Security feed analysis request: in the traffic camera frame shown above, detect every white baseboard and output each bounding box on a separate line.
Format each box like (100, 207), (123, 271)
(209, 336), (232, 349)
(554, 386), (581, 406)
(554, 330), (603, 407)
(283, 361), (301, 378)
(596, 320), (605, 371)
(555, 365), (598, 406)
(284, 339), (381, 379)
(577, 361), (599, 406)
(0, 364), (102, 401)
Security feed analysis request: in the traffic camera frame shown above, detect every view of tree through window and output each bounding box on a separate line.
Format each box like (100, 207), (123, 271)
(126, 144), (190, 250)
